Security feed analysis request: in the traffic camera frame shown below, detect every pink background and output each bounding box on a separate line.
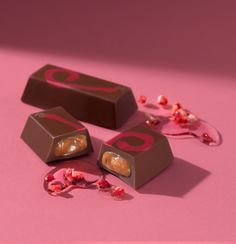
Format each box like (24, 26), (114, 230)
(0, 1), (236, 242)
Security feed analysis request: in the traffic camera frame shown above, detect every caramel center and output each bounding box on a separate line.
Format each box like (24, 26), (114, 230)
(101, 151), (131, 177)
(54, 134), (87, 156)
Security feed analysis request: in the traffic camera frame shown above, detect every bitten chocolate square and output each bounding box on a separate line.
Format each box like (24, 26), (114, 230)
(21, 64), (137, 129)
(21, 107), (93, 163)
(97, 123), (173, 189)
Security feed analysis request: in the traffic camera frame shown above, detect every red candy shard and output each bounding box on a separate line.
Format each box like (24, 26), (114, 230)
(64, 168), (84, 183)
(138, 95), (147, 104)
(64, 168), (74, 182)
(157, 95), (168, 106)
(171, 102), (182, 114)
(186, 113), (198, 124)
(48, 181), (65, 193)
(44, 174), (54, 182)
(111, 186), (125, 198)
(201, 133), (214, 144)
(71, 170), (84, 180)
(144, 113), (160, 127)
(96, 179), (111, 190)
(172, 109), (188, 124)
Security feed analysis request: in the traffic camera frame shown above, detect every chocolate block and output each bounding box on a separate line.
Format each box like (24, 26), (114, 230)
(21, 64), (137, 129)
(97, 123), (173, 189)
(21, 107), (93, 163)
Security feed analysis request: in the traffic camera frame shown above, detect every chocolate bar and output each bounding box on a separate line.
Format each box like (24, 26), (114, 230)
(21, 107), (93, 163)
(21, 64), (137, 129)
(97, 123), (173, 189)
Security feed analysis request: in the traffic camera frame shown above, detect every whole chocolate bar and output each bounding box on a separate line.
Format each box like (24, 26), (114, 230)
(21, 107), (93, 163)
(21, 64), (137, 129)
(97, 123), (173, 189)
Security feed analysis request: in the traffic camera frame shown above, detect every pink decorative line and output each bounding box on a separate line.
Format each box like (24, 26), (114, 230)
(107, 131), (154, 152)
(43, 114), (85, 131)
(45, 68), (117, 92)
(164, 131), (216, 145)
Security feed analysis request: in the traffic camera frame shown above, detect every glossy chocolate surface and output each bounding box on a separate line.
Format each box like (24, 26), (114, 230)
(21, 107), (93, 162)
(21, 64), (137, 129)
(97, 123), (173, 189)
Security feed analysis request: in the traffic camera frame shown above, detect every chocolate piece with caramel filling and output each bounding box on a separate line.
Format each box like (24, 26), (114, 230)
(21, 107), (93, 163)
(97, 123), (173, 189)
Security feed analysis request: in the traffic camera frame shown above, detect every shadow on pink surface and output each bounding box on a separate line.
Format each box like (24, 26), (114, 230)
(138, 157), (211, 197)
(1, 1), (236, 77)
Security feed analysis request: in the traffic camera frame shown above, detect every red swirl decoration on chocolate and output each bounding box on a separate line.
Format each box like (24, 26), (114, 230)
(45, 68), (117, 92)
(42, 113), (85, 131)
(107, 132), (154, 152)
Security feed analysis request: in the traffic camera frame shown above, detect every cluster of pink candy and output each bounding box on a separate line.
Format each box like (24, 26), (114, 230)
(96, 179), (125, 198)
(171, 103), (198, 125)
(139, 95), (198, 126)
(45, 168), (125, 199)
(138, 95), (215, 145)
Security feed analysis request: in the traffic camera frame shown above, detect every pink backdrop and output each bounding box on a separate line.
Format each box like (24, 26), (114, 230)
(0, 1), (236, 242)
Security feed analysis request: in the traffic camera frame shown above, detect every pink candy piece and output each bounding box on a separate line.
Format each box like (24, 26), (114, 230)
(96, 179), (111, 190)
(111, 186), (125, 198)
(157, 95), (168, 106)
(138, 95), (147, 104)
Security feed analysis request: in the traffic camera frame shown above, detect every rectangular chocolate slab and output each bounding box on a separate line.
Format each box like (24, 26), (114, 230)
(97, 123), (173, 189)
(21, 107), (93, 163)
(21, 64), (137, 129)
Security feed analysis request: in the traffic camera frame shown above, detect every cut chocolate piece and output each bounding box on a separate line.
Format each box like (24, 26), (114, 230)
(21, 64), (137, 129)
(21, 107), (93, 163)
(97, 123), (173, 189)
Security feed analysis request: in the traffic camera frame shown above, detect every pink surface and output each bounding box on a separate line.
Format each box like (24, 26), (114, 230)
(0, 1), (236, 242)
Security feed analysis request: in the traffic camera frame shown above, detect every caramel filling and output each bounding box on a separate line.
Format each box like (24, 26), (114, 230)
(101, 151), (131, 177)
(54, 134), (87, 156)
